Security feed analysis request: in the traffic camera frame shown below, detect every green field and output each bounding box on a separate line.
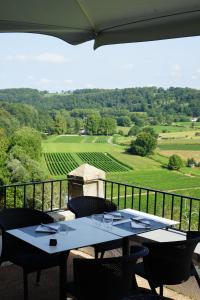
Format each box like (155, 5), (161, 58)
(158, 144), (200, 151)
(42, 134), (200, 200)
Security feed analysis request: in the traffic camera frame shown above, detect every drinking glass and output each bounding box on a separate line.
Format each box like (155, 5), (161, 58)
(92, 214), (103, 227)
(103, 217), (113, 230)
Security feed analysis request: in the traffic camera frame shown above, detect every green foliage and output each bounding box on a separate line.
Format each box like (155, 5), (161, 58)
(85, 115), (116, 135)
(12, 127), (42, 160)
(168, 155), (183, 170)
(85, 114), (101, 135)
(117, 116), (131, 127)
(0, 108), (19, 134)
(128, 126), (140, 136)
(129, 132), (157, 156)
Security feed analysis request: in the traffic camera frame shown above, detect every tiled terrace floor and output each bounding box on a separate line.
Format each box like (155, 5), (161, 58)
(0, 249), (198, 300)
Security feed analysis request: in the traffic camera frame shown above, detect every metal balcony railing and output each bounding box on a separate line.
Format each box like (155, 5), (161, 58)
(0, 177), (200, 232)
(101, 179), (200, 232)
(0, 178), (69, 212)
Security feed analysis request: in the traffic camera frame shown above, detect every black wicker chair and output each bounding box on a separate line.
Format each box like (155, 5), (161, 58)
(0, 208), (69, 300)
(134, 231), (200, 296)
(67, 245), (150, 300)
(68, 196), (123, 258)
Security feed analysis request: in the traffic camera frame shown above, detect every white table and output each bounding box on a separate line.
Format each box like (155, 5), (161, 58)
(7, 209), (178, 300)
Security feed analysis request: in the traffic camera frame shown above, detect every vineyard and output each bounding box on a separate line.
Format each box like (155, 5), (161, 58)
(94, 136), (109, 143)
(77, 152), (131, 172)
(44, 152), (132, 175)
(44, 153), (79, 175)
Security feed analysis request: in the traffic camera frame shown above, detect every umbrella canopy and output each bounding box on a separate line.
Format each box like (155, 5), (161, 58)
(0, 0), (200, 48)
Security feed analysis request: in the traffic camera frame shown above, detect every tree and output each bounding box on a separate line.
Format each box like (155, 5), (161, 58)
(168, 155), (183, 170)
(74, 118), (82, 133)
(54, 111), (66, 134)
(98, 117), (116, 135)
(129, 132), (157, 156)
(128, 126), (140, 136)
(11, 127), (42, 160)
(141, 127), (158, 139)
(85, 114), (101, 135)
(117, 116), (131, 127)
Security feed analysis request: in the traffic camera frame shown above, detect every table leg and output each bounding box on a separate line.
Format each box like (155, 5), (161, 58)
(59, 251), (69, 300)
(122, 237), (129, 255)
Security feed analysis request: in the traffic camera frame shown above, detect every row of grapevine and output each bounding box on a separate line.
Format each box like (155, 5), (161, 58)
(76, 152), (131, 173)
(44, 153), (79, 175)
(95, 136), (108, 143)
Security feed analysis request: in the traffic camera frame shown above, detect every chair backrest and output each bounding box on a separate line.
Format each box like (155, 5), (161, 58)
(68, 196), (117, 218)
(73, 246), (149, 300)
(0, 208), (53, 263)
(143, 231), (200, 286)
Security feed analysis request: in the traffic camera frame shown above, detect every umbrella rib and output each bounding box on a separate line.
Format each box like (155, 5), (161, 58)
(99, 9), (200, 33)
(75, 0), (97, 35)
(0, 19), (92, 33)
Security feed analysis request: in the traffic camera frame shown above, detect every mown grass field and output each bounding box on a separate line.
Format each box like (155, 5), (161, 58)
(158, 144), (200, 151)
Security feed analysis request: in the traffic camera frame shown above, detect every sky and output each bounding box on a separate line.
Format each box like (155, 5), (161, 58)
(0, 33), (200, 92)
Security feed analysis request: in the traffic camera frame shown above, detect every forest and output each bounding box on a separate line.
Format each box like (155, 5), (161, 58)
(0, 86), (200, 136)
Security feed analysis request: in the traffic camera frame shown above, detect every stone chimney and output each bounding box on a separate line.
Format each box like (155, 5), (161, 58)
(67, 163), (105, 199)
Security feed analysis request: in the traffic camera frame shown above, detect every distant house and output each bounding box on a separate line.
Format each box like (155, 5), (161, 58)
(79, 129), (87, 135)
(190, 117), (198, 122)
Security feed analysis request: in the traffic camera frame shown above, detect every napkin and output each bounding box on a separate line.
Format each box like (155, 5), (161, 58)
(131, 220), (151, 229)
(113, 219), (131, 226)
(104, 212), (122, 220)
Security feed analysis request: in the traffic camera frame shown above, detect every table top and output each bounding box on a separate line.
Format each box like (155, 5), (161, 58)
(82, 208), (178, 238)
(7, 208), (178, 254)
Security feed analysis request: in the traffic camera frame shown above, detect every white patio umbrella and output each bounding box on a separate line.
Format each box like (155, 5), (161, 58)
(0, 0), (200, 48)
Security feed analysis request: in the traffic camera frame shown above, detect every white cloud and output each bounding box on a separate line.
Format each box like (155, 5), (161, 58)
(196, 68), (200, 74)
(4, 53), (68, 63)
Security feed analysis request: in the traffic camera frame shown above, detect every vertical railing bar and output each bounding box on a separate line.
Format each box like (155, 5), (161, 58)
(162, 193), (165, 218)
(124, 185), (127, 209)
(104, 181), (107, 200)
(146, 190), (149, 213)
(188, 199), (192, 231)
(59, 181), (62, 209)
(42, 182), (45, 212)
(51, 182), (53, 211)
(14, 186), (17, 208)
(179, 196), (183, 230)
(67, 179), (69, 202)
(33, 184), (36, 209)
(171, 195), (174, 220)
(154, 191), (157, 215)
(111, 182), (113, 203)
(4, 187), (7, 208)
(138, 188), (141, 211)
(131, 187), (134, 209)
(23, 185), (26, 208)
(198, 200), (200, 232)
(117, 184), (120, 208)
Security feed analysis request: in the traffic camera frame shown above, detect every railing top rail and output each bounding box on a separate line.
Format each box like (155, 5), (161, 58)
(0, 178), (68, 189)
(100, 178), (200, 202)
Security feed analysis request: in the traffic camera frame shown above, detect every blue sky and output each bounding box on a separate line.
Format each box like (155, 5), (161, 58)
(0, 33), (199, 92)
